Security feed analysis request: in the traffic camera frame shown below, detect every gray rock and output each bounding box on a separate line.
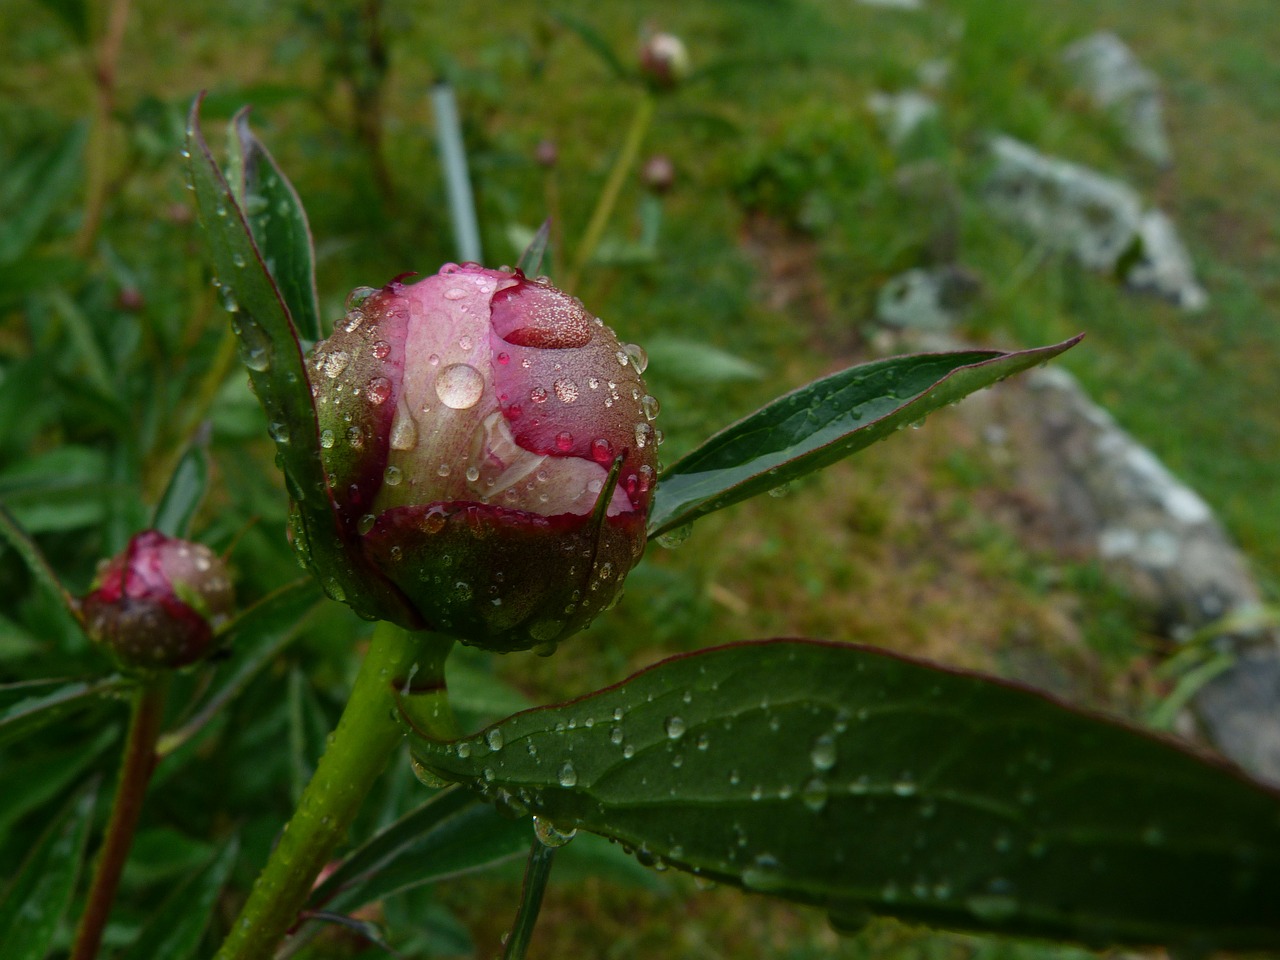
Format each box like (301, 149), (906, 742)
(875, 266), (980, 331)
(1063, 32), (1173, 166)
(984, 136), (1207, 310)
(960, 362), (1280, 784)
(867, 90), (939, 148)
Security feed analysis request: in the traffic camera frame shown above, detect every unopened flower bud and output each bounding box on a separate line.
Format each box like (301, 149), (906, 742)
(641, 154), (676, 194)
(82, 531), (235, 669)
(534, 139), (558, 169)
(638, 32), (690, 90)
(305, 265), (660, 652)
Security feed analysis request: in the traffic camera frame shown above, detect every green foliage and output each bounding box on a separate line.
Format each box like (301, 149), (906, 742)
(412, 639), (1280, 949)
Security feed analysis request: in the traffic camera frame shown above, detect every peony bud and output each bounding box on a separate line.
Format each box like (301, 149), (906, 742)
(638, 32), (690, 90)
(641, 154), (676, 194)
(82, 531), (235, 669)
(306, 264), (660, 652)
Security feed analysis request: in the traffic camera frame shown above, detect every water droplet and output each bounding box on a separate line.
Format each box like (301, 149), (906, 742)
(802, 777), (829, 812)
(486, 728), (504, 751)
(455, 581), (473, 600)
(367, 376), (391, 405)
(892, 775), (917, 797)
(346, 425), (365, 448)
(444, 287), (467, 300)
(641, 395), (661, 420)
(634, 422), (652, 448)
(534, 816), (577, 847)
(553, 377), (579, 403)
(384, 465), (402, 485)
(268, 420), (290, 443)
(346, 286), (377, 310)
(372, 339), (391, 359)
(664, 716), (686, 740)
(436, 363), (484, 409)
(965, 889), (1018, 922)
(320, 429), (336, 449)
(656, 524), (693, 549)
(623, 343), (648, 373)
(322, 350), (350, 379)
(410, 755), (449, 788)
(358, 514), (377, 535)
(590, 438), (613, 463)
(810, 733), (837, 772)
(530, 386), (548, 404)
(557, 761), (578, 787)
(390, 415), (418, 450)
(465, 465), (480, 482)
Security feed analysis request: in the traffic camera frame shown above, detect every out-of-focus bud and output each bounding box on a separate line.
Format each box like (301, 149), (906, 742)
(116, 287), (145, 312)
(641, 154), (676, 194)
(638, 32), (690, 90)
(534, 139), (558, 169)
(82, 531), (235, 669)
(305, 264), (660, 653)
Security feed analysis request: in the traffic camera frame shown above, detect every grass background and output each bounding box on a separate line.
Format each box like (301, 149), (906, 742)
(2, 0), (1278, 956)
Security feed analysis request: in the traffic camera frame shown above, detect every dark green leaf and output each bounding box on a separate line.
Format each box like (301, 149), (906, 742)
(551, 12), (629, 80)
(0, 731), (115, 837)
(231, 109), (322, 343)
(32, 0), (88, 42)
(116, 837), (239, 960)
(0, 676), (128, 749)
(0, 783), (96, 960)
(158, 578), (322, 757)
(152, 436), (210, 537)
(410, 639), (1280, 950)
(0, 123), (86, 264)
(309, 786), (530, 914)
(0, 504), (83, 625)
(648, 338), (1082, 537)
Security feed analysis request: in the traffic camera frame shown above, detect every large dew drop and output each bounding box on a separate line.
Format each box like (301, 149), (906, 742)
(435, 363), (485, 409)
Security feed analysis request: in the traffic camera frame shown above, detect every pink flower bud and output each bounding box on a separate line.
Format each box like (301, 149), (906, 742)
(638, 32), (690, 90)
(82, 531), (235, 669)
(534, 139), (558, 169)
(641, 154), (676, 194)
(307, 265), (660, 652)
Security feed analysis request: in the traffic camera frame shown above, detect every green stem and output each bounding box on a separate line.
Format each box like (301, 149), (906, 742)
(502, 839), (558, 960)
(70, 676), (167, 960)
(214, 622), (452, 960)
(566, 93), (656, 293)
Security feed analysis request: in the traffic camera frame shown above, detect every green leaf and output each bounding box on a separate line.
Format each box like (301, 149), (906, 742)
(0, 783), (96, 960)
(116, 837), (239, 960)
(648, 338), (1082, 537)
(231, 108), (322, 344)
(309, 786), (530, 915)
(515, 219), (551, 277)
(645, 335), (764, 385)
(0, 503), (83, 625)
(0, 730), (115, 838)
(410, 639), (1280, 950)
(551, 12), (629, 80)
(0, 676), (128, 749)
(0, 122), (86, 264)
(158, 578), (322, 757)
(185, 98), (321, 505)
(152, 437), (210, 537)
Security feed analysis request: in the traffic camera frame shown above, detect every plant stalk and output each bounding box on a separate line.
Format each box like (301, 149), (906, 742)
(213, 622), (452, 960)
(566, 92), (656, 292)
(502, 839), (558, 960)
(69, 676), (167, 960)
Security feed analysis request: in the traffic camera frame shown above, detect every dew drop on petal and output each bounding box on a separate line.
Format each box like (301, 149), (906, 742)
(390, 415), (418, 451)
(591, 438), (613, 463)
(555, 431), (574, 452)
(553, 377), (579, 403)
(367, 376), (392, 405)
(436, 363), (485, 409)
(372, 340), (391, 359)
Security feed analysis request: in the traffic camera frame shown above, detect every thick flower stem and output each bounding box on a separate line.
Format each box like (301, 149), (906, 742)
(566, 92), (656, 292)
(70, 676), (167, 960)
(214, 622), (452, 960)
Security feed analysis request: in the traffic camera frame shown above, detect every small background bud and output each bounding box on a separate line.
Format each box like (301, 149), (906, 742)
(82, 531), (234, 669)
(641, 154), (676, 194)
(534, 139), (558, 168)
(638, 32), (690, 90)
